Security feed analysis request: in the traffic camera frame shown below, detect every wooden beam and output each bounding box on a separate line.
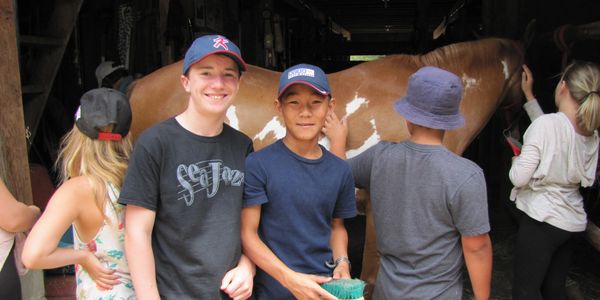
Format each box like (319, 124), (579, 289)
(22, 0), (83, 149)
(0, 0), (33, 205)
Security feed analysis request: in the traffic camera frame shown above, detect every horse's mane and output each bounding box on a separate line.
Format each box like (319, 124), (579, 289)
(425, 38), (525, 123)
(369, 38), (524, 128)
(368, 38), (523, 81)
(408, 38), (524, 122)
(420, 38), (522, 71)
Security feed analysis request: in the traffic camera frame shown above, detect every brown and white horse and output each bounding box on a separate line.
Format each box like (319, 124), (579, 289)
(129, 37), (524, 287)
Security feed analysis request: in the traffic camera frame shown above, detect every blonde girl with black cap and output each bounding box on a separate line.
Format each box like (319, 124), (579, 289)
(510, 61), (600, 300)
(22, 88), (136, 299)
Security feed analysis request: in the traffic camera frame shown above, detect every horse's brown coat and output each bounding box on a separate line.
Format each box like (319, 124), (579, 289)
(129, 38), (524, 287)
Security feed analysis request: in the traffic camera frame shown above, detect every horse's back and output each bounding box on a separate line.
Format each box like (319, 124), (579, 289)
(129, 38), (524, 155)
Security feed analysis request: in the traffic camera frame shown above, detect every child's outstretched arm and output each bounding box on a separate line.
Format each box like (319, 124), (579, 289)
(323, 112), (348, 159)
(330, 218), (351, 279)
(241, 205), (338, 300)
(220, 253), (255, 300)
(22, 177), (120, 290)
(462, 233), (492, 300)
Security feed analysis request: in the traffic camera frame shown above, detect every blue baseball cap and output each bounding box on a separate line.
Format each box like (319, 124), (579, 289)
(182, 34), (247, 75)
(278, 64), (331, 98)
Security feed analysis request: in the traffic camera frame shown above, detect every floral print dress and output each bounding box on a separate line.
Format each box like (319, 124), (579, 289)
(73, 184), (135, 299)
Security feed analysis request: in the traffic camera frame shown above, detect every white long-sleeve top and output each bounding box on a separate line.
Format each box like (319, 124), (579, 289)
(509, 112), (599, 232)
(523, 99), (545, 120)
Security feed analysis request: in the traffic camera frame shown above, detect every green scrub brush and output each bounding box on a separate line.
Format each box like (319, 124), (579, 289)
(320, 278), (366, 300)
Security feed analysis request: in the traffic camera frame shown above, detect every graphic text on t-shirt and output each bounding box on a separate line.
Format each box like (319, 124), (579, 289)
(176, 159), (244, 206)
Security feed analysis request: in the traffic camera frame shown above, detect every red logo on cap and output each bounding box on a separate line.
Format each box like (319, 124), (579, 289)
(98, 132), (123, 141)
(213, 37), (229, 50)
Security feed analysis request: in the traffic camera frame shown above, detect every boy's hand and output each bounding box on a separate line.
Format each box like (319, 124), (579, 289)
(323, 112), (348, 159)
(322, 112), (348, 145)
(521, 64), (535, 101)
(332, 262), (351, 279)
(220, 256), (254, 300)
(283, 272), (337, 300)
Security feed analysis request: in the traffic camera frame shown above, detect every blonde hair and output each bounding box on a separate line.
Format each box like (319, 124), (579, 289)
(561, 61), (600, 133)
(56, 126), (131, 215)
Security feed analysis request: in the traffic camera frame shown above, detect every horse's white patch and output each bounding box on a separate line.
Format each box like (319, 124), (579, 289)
(346, 119), (381, 158)
(345, 95), (368, 118)
(502, 60), (509, 79)
(461, 74), (478, 89)
(319, 136), (331, 149)
(254, 117), (286, 141)
(226, 105), (239, 130)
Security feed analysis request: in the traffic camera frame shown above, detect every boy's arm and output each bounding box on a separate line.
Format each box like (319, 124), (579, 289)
(124, 204), (160, 300)
(461, 233), (492, 300)
(220, 253), (255, 300)
(241, 205), (337, 300)
(330, 218), (351, 279)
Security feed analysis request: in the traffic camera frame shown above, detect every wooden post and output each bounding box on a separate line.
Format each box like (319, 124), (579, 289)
(0, 1), (45, 299)
(0, 0), (32, 204)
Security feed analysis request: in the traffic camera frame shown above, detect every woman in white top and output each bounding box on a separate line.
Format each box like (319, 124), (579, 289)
(510, 62), (600, 300)
(0, 138), (41, 300)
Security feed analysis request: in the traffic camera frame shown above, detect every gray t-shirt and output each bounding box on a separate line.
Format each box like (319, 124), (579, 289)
(119, 118), (253, 299)
(348, 141), (490, 300)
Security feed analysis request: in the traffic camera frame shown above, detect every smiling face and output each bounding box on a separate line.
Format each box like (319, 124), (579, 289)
(180, 54), (240, 118)
(277, 83), (335, 148)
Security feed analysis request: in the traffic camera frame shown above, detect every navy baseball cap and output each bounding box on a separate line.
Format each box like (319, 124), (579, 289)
(182, 34), (247, 75)
(278, 64), (331, 99)
(75, 88), (132, 140)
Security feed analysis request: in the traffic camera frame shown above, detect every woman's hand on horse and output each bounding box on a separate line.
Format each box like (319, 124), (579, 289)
(521, 64), (536, 102)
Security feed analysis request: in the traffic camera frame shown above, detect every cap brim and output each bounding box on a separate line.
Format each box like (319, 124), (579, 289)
(277, 81), (330, 98)
(186, 50), (247, 74)
(394, 97), (465, 130)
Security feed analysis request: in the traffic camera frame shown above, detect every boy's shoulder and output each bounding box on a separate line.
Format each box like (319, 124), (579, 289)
(138, 118), (176, 137)
(223, 123), (253, 144)
(449, 153), (482, 174)
(247, 140), (282, 159)
(135, 118), (178, 146)
(403, 141), (483, 176)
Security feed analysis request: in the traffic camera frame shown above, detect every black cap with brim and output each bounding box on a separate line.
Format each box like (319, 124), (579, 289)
(75, 88), (132, 140)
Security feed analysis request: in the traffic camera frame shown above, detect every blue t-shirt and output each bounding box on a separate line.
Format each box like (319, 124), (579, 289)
(244, 140), (357, 299)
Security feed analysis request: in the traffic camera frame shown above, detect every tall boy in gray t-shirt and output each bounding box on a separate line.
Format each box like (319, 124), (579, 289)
(326, 66), (492, 299)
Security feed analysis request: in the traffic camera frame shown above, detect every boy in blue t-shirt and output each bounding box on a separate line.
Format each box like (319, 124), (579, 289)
(241, 64), (357, 299)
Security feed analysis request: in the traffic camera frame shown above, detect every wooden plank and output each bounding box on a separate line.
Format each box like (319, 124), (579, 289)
(19, 34), (64, 47)
(0, 0), (33, 205)
(23, 0), (83, 148)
